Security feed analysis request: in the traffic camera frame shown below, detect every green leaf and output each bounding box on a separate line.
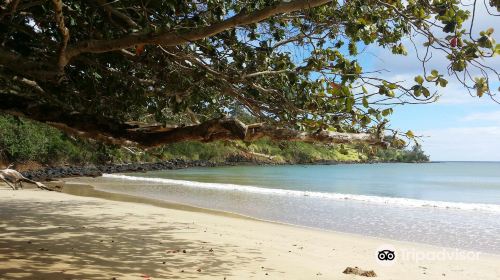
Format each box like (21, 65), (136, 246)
(406, 130), (415, 138)
(387, 83), (397, 90)
(443, 21), (457, 33)
(438, 79), (448, 87)
(495, 44), (500, 55)
(414, 75), (424, 84)
(422, 87), (430, 98)
(381, 108), (393, 117)
(362, 96), (369, 108)
(348, 42), (358, 55)
(411, 85), (422, 97)
(361, 115), (371, 125)
(345, 97), (354, 112)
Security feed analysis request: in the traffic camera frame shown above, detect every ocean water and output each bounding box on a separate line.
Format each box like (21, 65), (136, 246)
(96, 162), (500, 254)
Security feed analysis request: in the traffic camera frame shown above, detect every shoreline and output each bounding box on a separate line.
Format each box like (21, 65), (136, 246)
(58, 179), (500, 256)
(59, 181), (257, 221)
(1, 184), (499, 279)
(17, 158), (430, 182)
(101, 172), (500, 214)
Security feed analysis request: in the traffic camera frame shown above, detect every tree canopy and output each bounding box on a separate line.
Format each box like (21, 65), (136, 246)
(0, 0), (498, 148)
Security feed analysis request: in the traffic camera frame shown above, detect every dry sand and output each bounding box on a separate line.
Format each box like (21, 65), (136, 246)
(0, 183), (499, 280)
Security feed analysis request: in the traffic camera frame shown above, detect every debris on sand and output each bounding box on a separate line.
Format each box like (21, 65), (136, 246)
(342, 266), (377, 277)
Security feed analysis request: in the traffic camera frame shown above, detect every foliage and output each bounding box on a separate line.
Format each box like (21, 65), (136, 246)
(0, 114), (427, 165)
(374, 145), (430, 163)
(0, 0), (498, 145)
(0, 114), (87, 163)
(0, 114), (148, 164)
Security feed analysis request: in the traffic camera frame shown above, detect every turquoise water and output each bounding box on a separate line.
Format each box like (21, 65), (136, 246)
(98, 162), (500, 253)
(124, 162), (500, 205)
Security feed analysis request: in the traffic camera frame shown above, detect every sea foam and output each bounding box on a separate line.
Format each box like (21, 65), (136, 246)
(102, 174), (500, 213)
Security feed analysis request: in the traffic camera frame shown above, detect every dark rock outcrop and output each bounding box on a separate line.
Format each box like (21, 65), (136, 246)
(20, 159), (254, 181)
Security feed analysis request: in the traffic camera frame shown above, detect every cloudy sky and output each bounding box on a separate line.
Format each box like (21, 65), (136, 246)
(362, 2), (500, 161)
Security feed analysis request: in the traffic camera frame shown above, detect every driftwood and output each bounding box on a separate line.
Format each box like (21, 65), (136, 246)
(343, 266), (377, 277)
(0, 168), (50, 190)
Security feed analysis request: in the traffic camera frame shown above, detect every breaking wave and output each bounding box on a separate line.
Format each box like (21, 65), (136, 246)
(103, 174), (500, 213)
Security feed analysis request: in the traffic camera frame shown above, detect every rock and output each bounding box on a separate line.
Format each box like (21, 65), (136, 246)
(19, 157), (282, 181)
(343, 267), (377, 277)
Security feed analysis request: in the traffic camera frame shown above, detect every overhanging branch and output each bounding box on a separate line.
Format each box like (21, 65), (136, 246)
(0, 48), (60, 81)
(64, 0), (333, 65)
(0, 94), (386, 148)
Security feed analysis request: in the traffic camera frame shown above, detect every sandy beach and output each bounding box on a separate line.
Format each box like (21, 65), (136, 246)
(1, 183), (499, 280)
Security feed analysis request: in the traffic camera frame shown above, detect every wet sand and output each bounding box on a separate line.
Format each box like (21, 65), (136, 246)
(0, 182), (499, 280)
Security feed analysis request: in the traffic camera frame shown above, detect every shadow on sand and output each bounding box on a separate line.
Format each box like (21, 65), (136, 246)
(0, 191), (265, 279)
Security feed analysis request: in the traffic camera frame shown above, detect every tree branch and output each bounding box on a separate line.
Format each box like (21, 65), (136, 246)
(51, 0), (70, 73)
(242, 69), (293, 78)
(64, 0), (332, 65)
(0, 48), (60, 81)
(12, 76), (45, 93)
(0, 0), (20, 19)
(0, 94), (386, 148)
(95, 0), (138, 28)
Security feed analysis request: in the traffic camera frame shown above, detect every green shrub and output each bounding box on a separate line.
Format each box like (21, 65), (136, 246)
(0, 113), (428, 165)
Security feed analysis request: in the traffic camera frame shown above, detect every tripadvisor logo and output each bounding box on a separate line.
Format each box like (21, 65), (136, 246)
(375, 244), (397, 266)
(378, 249), (395, 261)
(375, 243), (481, 266)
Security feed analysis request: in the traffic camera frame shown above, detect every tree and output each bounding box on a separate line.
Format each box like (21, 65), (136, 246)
(0, 0), (498, 148)
(406, 145), (430, 162)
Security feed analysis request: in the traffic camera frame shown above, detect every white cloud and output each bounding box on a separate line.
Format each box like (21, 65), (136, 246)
(463, 111), (500, 123)
(420, 127), (500, 161)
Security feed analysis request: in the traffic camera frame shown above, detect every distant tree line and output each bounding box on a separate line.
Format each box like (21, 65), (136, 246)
(375, 145), (430, 163)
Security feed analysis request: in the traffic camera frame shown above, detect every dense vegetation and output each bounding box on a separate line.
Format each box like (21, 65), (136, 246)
(1, 0), (498, 148)
(0, 114), (428, 166)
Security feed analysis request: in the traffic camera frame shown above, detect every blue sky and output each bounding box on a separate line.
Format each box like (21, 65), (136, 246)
(258, 2), (498, 161)
(389, 94), (500, 161)
(358, 3), (500, 161)
(368, 51), (500, 161)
